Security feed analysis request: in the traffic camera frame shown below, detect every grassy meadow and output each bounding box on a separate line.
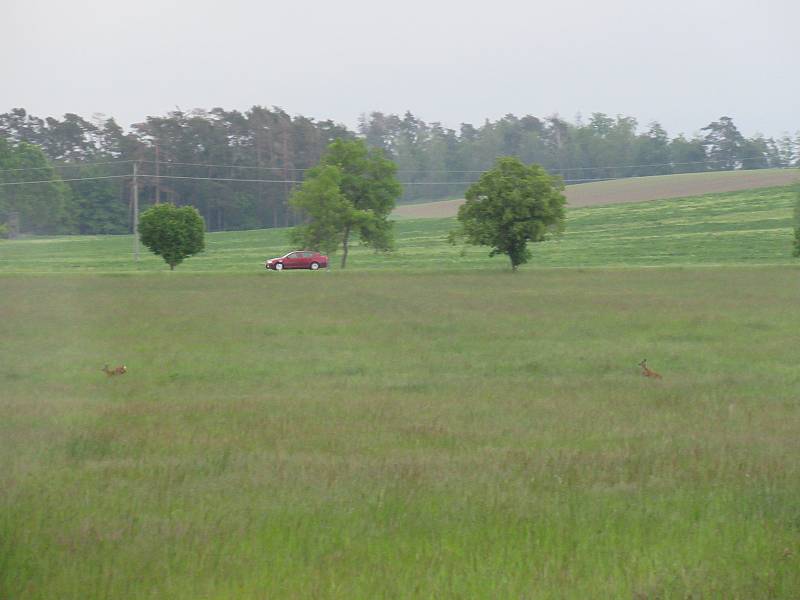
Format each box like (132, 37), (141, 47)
(0, 185), (797, 273)
(1, 185), (800, 598)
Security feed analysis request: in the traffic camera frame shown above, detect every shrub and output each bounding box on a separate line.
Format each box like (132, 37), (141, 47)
(139, 204), (205, 270)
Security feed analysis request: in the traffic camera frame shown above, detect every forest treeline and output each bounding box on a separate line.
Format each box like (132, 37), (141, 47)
(0, 106), (798, 235)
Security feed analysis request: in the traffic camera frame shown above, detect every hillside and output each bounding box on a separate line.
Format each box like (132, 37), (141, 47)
(0, 185), (797, 273)
(393, 168), (800, 219)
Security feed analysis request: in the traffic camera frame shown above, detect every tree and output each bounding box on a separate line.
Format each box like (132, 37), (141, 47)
(454, 157), (566, 271)
(740, 135), (770, 170)
(701, 116), (745, 170)
(70, 165), (129, 234)
(138, 203), (205, 270)
(669, 134), (707, 173)
(291, 139), (401, 268)
(0, 138), (73, 234)
(289, 165), (349, 256)
(634, 122), (672, 176)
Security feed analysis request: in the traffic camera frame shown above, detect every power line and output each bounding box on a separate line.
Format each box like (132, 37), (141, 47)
(396, 156), (790, 175)
(2, 167), (795, 188)
(0, 174), (298, 187)
(0, 159), (134, 174)
(1, 155), (790, 178)
(549, 156), (785, 174)
(0, 175), (127, 186)
(403, 167), (799, 185)
(151, 174), (304, 184)
(0, 173), (468, 187)
(0, 173), (457, 187)
(135, 155), (792, 176)
(139, 159), (307, 172)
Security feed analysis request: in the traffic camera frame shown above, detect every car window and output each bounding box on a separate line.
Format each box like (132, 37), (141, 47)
(287, 252), (300, 259)
(303, 252), (313, 258)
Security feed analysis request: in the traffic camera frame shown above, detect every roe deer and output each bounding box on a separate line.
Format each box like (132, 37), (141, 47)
(638, 359), (662, 380)
(103, 364), (127, 376)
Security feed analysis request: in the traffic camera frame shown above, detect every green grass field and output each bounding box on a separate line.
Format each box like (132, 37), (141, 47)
(2, 186), (799, 598)
(393, 168), (800, 218)
(1, 186), (797, 273)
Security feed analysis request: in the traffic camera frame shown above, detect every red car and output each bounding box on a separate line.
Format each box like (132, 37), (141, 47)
(265, 250), (328, 271)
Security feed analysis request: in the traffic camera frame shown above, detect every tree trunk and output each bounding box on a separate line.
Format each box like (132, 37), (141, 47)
(170, 263), (175, 271)
(341, 226), (351, 269)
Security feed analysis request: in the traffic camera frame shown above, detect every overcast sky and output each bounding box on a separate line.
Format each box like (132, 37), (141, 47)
(3, 0), (798, 138)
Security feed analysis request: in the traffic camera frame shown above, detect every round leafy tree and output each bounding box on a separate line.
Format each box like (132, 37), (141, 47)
(454, 157), (566, 271)
(290, 139), (401, 268)
(139, 203), (205, 270)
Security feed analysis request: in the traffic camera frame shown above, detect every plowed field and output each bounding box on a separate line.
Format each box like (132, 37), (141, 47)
(393, 168), (800, 218)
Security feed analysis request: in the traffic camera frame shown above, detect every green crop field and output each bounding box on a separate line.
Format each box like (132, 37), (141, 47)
(1, 186), (799, 598)
(0, 186), (797, 273)
(393, 168), (800, 218)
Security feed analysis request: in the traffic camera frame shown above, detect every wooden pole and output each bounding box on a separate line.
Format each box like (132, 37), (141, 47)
(155, 143), (160, 204)
(133, 162), (139, 261)
(283, 131), (290, 227)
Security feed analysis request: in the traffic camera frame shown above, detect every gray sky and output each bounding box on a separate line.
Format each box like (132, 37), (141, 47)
(3, 0), (798, 138)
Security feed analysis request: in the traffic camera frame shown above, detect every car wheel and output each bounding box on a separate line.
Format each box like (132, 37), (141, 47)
(310, 262), (319, 270)
(274, 263), (283, 271)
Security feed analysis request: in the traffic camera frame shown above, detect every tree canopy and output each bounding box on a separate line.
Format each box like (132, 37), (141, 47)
(290, 139), (401, 268)
(138, 203), (205, 270)
(0, 137), (72, 234)
(454, 157), (566, 270)
(0, 107), (797, 235)
(289, 165), (349, 257)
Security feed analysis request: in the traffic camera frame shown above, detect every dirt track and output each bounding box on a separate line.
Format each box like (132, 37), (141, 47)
(393, 168), (800, 219)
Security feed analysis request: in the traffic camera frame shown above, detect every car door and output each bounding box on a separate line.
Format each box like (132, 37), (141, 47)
(284, 252), (302, 268)
(299, 251), (315, 268)
(294, 252), (309, 268)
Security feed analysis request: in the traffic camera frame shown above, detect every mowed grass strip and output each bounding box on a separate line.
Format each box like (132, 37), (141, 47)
(0, 185), (797, 273)
(1, 269), (799, 598)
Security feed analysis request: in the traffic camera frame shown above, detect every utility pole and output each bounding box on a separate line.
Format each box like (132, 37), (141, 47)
(7, 212), (19, 239)
(282, 130), (290, 227)
(133, 162), (140, 261)
(155, 143), (160, 204)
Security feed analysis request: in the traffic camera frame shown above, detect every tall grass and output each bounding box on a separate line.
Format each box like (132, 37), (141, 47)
(2, 269), (799, 598)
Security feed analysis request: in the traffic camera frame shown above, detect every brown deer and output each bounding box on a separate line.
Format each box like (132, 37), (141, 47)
(102, 364), (127, 376)
(638, 359), (662, 380)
